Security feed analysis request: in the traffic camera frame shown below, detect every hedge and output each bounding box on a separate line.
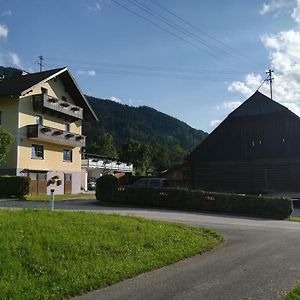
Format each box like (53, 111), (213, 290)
(0, 176), (30, 198)
(96, 175), (118, 202)
(110, 188), (292, 219)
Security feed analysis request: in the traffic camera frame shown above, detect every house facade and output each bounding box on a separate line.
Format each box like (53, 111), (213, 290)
(188, 91), (300, 194)
(81, 153), (133, 190)
(0, 68), (98, 195)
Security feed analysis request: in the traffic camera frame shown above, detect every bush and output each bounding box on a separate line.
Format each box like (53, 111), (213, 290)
(96, 175), (118, 202)
(114, 188), (292, 219)
(0, 176), (30, 198)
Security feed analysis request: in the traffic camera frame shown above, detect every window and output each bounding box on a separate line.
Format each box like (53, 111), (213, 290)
(62, 96), (67, 102)
(64, 123), (70, 132)
(63, 149), (72, 162)
(31, 144), (44, 159)
(35, 115), (43, 125)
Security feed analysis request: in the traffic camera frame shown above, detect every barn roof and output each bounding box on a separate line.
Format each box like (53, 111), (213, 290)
(229, 91), (289, 117)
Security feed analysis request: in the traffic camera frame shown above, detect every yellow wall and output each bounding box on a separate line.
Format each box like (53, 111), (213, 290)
(16, 76), (82, 172)
(18, 141), (81, 172)
(0, 95), (19, 168)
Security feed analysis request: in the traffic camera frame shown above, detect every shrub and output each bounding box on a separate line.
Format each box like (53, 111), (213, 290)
(96, 175), (118, 202)
(114, 188), (292, 219)
(0, 176), (30, 198)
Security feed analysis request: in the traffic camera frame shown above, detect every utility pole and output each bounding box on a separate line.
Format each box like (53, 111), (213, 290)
(38, 55), (44, 72)
(266, 69), (274, 100)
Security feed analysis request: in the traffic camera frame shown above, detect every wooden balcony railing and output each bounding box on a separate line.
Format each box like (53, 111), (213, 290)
(33, 93), (83, 120)
(27, 124), (86, 148)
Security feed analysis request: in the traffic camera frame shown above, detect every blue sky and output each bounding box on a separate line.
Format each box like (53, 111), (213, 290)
(0, 0), (299, 132)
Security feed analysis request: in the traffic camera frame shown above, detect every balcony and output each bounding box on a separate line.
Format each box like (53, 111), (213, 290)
(82, 158), (133, 173)
(27, 124), (86, 148)
(33, 93), (83, 121)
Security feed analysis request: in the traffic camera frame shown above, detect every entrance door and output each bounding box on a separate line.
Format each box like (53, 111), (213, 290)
(64, 173), (72, 194)
(28, 172), (47, 195)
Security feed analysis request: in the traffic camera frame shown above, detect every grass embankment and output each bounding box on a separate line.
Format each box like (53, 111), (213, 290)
(289, 217), (300, 222)
(0, 210), (223, 299)
(25, 193), (95, 201)
(286, 218), (300, 299)
(286, 285), (300, 299)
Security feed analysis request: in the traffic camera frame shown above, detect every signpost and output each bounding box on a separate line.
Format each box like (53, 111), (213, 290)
(50, 189), (55, 211)
(48, 175), (62, 211)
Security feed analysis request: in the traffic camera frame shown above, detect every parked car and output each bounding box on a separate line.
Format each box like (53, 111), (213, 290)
(87, 178), (96, 190)
(118, 178), (168, 191)
(131, 178), (168, 188)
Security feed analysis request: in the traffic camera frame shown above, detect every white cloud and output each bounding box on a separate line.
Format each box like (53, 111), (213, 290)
(216, 101), (242, 111)
(228, 73), (264, 98)
(87, 70), (96, 76)
(87, 2), (101, 12)
(259, 0), (296, 15)
(96, 3), (101, 10)
(0, 24), (8, 38)
(8, 52), (22, 68)
(228, 1), (300, 118)
(110, 96), (122, 103)
(77, 70), (96, 76)
(210, 119), (222, 128)
(1, 10), (12, 17)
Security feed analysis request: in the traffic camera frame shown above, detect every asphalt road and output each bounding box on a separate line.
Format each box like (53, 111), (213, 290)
(1, 199), (300, 299)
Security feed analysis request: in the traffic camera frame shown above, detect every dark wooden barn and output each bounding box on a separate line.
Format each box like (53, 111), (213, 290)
(188, 91), (300, 194)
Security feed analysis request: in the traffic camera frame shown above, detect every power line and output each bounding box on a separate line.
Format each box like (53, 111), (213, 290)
(110, 0), (229, 62)
(46, 56), (250, 75)
(149, 0), (249, 60)
(125, 0), (231, 58)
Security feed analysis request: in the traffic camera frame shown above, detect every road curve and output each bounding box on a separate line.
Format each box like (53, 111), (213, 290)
(1, 200), (300, 299)
(72, 206), (300, 300)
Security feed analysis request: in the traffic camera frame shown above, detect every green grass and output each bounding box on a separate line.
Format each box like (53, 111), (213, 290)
(286, 284), (300, 299)
(25, 193), (95, 201)
(0, 210), (223, 299)
(289, 217), (300, 222)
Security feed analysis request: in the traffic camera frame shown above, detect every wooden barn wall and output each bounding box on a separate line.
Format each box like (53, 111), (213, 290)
(192, 159), (300, 193)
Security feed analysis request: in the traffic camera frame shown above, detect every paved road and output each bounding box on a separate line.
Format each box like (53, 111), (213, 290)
(1, 199), (300, 299)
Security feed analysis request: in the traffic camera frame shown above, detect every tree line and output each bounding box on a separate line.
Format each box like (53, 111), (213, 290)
(86, 132), (187, 175)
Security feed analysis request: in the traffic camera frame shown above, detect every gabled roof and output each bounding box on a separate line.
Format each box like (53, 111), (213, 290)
(0, 67), (98, 120)
(0, 68), (65, 96)
(229, 91), (290, 117)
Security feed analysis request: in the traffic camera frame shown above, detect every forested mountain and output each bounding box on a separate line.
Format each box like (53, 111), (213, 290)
(0, 66), (22, 78)
(84, 96), (207, 151)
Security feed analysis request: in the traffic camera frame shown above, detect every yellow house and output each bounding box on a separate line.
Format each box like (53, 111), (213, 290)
(0, 67), (98, 195)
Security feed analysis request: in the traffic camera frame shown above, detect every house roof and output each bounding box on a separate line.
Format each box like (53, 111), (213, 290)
(229, 91), (290, 117)
(0, 67), (98, 120)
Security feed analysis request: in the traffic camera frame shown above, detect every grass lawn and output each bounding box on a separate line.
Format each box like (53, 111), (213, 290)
(289, 217), (300, 222)
(286, 285), (300, 299)
(0, 210), (223, 299)
(25, 193), (95, 201)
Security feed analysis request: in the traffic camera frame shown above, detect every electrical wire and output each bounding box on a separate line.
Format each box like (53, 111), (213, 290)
(110, 0), (230, 62)
(126, 0), (231, 58)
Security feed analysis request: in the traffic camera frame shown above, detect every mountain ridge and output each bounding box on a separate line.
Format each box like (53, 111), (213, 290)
(84, 95), (207, 151)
